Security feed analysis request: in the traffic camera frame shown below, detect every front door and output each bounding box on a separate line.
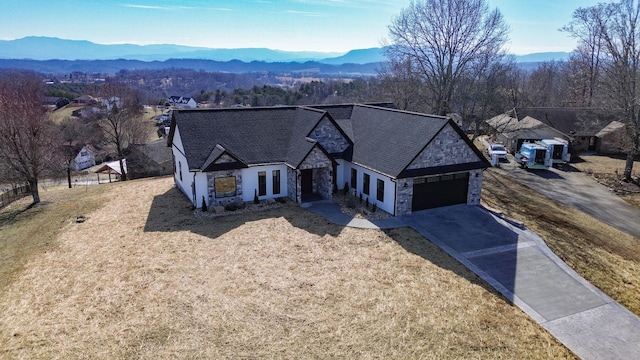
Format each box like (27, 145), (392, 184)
(301, 169), (313, 195)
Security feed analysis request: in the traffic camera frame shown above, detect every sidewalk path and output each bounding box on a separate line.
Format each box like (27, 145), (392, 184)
(304, 200), (640, 359)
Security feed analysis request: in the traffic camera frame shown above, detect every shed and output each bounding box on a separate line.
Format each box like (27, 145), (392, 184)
(94, 159), (127, 184)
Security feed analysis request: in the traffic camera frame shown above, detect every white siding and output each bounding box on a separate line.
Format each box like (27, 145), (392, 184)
(172, 126), (196, 205)
(241, 165), (289, 202)
(342, 161), (396, 215)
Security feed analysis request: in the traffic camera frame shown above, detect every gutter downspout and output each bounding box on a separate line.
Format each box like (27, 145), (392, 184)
(192, 172), (197, 208)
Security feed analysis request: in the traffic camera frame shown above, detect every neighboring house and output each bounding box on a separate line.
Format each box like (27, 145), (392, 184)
(126, 140), (174, 179)
(168, 104), (489, 216)
(72, 95), (98, 105)
(489, 108), (621, 153)
(73, 145), (97, 171)
(485, 110), (570, 153)
(595, 121), (631, 154)
(168, 96), (197, 109)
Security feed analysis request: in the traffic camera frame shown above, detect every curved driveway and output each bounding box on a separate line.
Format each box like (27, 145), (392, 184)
(497, 162), (640, 238)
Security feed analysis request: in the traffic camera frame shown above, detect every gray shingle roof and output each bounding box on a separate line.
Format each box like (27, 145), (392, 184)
(170, 104), (488, 177)
(171, 107), (325, 171)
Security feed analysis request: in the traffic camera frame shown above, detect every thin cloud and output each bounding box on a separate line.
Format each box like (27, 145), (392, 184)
(285, 10), (324, 17)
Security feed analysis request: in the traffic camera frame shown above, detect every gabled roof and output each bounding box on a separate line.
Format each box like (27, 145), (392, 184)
(595, 120), (626, 138)
(169, 104), (488, 178)
(128, 139), (172, 165)
(317, 104), (488, 178)
(169, 107), (330, 171)
(486, 112), (570, 139)
(506, 107), (620, 137)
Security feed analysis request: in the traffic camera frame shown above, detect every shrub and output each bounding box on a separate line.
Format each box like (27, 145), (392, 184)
(359, 192), (363, 203)
(225, 202), (243, 211)
(201, 196), (208, 212)
(372, 203), (377, 213)
(365, 197), (369, 208)
(254, 189), (260, 204)
(343, 182), (349, 195)
(275, 197), (287, 204)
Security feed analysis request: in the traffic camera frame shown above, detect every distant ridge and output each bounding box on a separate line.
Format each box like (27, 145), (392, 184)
(0, 36), (570, 65)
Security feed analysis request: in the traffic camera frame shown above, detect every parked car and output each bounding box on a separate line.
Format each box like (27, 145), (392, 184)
(488, 143), (508, 160)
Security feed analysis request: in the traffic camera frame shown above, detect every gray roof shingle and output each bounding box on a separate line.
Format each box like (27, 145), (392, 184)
(172, 107), (325, 171)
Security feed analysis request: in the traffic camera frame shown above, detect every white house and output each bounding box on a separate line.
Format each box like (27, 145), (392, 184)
(73, 145), (97, 171)
(168, 96), (197, 109)
(167, 104), (489, 216)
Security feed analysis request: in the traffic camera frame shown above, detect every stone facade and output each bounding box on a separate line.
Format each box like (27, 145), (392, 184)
(308, 117), (351, 154)
(313, 167), (333, 200)
(287, 167), (298, 203)
(206, 170), (243, 206)
(395, 178), (413, 215)
(406, 124), (480, 169)
(215, 153), (237, 164)
(298, 147), (334, 202)
(467, 169), (483, 205)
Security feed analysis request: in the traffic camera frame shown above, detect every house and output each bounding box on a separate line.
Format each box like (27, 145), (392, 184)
(168, 96), (197, 109)
(168, 104), (489, 216)
(485, 110), (571, 153)
(72, 145), (97, 171)
(488, 108), (622, 153)
(126, 139), (174, 179)
(595, 121), (631, 154)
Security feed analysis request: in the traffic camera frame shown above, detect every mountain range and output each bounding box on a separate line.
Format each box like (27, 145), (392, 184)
(0, 36), (570, 64)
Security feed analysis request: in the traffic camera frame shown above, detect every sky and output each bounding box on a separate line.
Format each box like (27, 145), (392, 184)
(2, 0), (605, 55)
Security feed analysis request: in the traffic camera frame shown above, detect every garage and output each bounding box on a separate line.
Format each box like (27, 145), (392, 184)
(412, 172), (469, 211)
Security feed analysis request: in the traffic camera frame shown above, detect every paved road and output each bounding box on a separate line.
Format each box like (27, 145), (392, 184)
(400, 205), (640, 360)
(306, 200), (640, 359)
(495, 160), (640, 238)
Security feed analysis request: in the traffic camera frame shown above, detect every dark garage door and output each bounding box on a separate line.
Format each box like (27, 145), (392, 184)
(412, 172), (469, 211)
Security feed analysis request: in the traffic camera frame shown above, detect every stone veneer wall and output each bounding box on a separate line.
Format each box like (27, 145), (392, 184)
(308, 117), (350, 154)
(395, 178), (413, 216)
(406, 124), (480, 169)
(287, 167), (298, 203)
(467, 169), (482, 205)
(206, 170), (243, 206)
(298, 147), (334, 201)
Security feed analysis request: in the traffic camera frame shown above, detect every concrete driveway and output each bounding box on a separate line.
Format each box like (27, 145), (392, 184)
(401, 205), (640, 360)
(496, 160), (640, 238)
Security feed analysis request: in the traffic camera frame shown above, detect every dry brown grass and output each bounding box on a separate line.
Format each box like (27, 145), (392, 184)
(0, 184), (108, 292)
(0, 176), (573, 359)
(483, 169), (640, 316)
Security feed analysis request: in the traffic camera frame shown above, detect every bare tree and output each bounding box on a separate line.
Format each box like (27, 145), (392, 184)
(93, 81), (145, 181)
(562, 4), (606, 107)
(386, 0), (509, 116)
(0, 72), (60, 205)
(378, 57), (428, 112)
(589, 0), (640, 181)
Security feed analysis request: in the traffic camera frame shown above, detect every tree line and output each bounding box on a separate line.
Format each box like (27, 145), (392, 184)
(4, 0), (640, 206)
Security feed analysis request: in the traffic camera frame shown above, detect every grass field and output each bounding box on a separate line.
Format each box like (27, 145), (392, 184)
(0, 177), (573, 358)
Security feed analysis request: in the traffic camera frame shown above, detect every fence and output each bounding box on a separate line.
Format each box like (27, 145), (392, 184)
(0, 184), (31, 209)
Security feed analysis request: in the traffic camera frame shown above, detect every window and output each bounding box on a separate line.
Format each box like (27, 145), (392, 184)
(272, 170), (281, 195)
(376, 179), (384, 202)
(258, 171), (267, 196)
(351, 168), (357, 189)
(179, 161), (182, 181)
(363, 173), (370, 195)
(214, 176), (236, 198)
